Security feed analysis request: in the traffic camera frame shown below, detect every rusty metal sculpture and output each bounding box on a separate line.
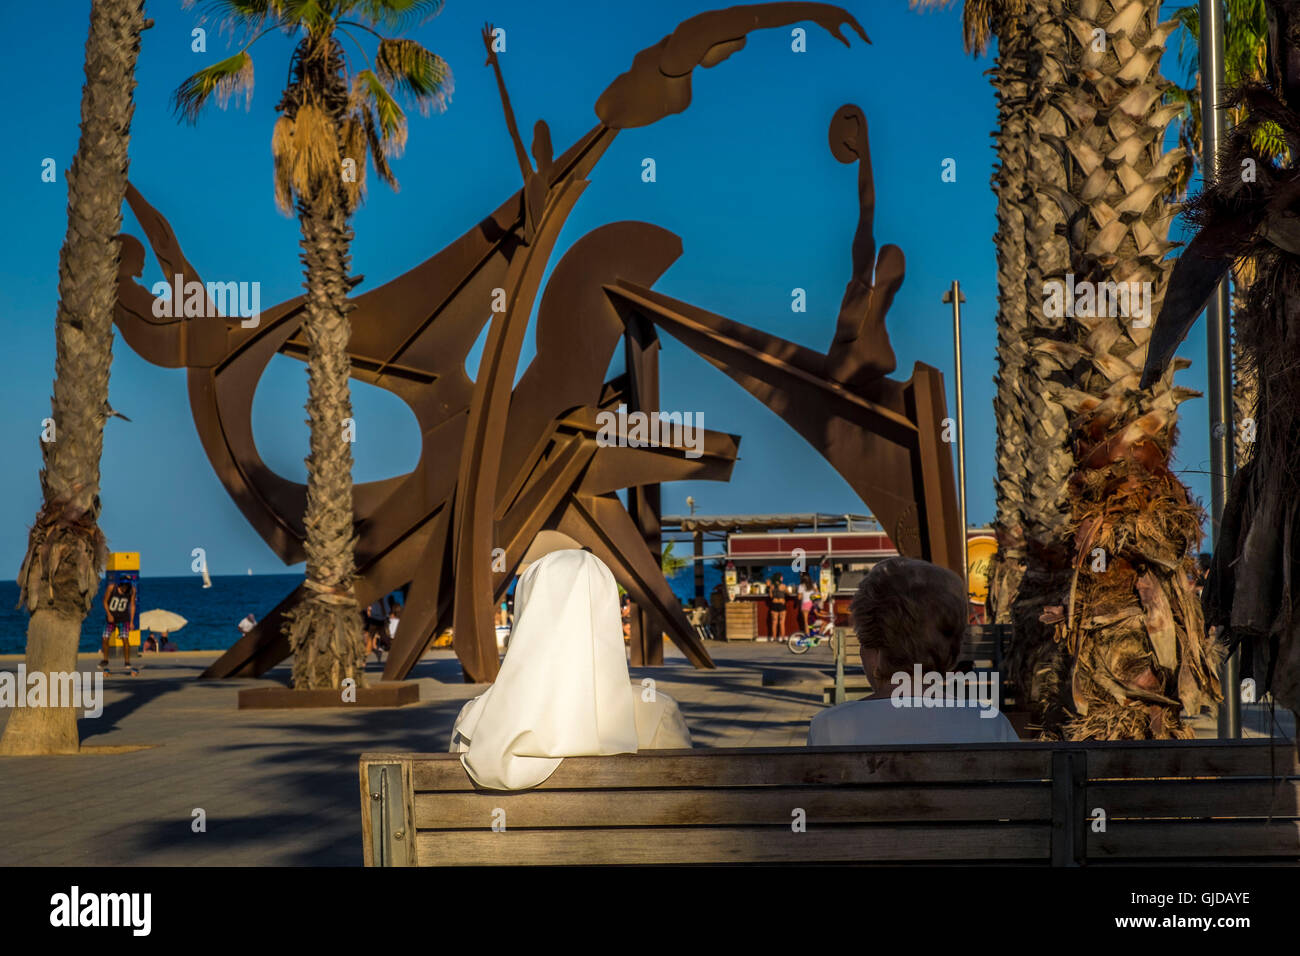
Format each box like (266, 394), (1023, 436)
(607, 103), (962, 570)
(113, 3), (958, 684)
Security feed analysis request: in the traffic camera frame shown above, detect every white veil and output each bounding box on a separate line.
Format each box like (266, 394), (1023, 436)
(456, 549), (639, 790)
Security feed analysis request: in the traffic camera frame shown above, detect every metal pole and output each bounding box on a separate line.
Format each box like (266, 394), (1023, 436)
(834, 625), (845, 705)
(1200, 0), (1240, 739)
(943, 281), (969, 594)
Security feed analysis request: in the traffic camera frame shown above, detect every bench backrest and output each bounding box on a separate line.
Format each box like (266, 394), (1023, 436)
(360, 740), (1300, 866)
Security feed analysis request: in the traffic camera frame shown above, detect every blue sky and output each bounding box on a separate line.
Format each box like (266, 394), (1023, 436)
(0, 0), (1212, 577)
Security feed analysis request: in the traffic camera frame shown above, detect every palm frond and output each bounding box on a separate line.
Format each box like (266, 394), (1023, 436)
(344, 0), (444, 30)
(1252, 118), (1290, 161)
(1172, 4), (1201, 79)
(375, 37), (452, 115)
(187, 0), (272, 26)
(174, 50), (255, 123)
(352, 69), (407, 155)
(661, 541), (690, 576)
(271, 114), (296, 213)
(909, 0), (1024, 55)
(272, 0), (334, 34)
(360, 106), (399, 190)
(340, 114), (368, 207)
(1170, 0), (1278, 185)
(270, 102), (340, 213)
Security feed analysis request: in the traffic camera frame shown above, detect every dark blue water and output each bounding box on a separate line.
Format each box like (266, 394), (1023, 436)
(0, 564), (732, 655)
(0, 574), (301, 654)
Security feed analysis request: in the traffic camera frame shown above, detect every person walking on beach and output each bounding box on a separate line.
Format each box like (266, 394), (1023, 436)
(100, 579), (138, 676)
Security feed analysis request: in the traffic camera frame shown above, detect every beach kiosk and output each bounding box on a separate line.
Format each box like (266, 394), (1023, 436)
(720, 524), (898, 640)
(104, 551), (141, 654)
(709, 519), (996, 640)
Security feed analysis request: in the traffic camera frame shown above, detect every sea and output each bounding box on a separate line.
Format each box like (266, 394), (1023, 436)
(0, 574), (301, 654)
(0, 564), (730, 654)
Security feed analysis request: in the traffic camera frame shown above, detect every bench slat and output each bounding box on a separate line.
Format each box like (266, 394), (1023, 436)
(1087, 743), (1300, 779)
(408, 748), (1054, 792)
(414, 824), (1051, 865)
(1089, 821), (1300, 859)
(1090, 780), (1300, 818)
(413, 784), (1051, 829)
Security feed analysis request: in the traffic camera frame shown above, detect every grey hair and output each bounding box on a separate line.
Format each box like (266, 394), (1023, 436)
(850, 557), (967, 680)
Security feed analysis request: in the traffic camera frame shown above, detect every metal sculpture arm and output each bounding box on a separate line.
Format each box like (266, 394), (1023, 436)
(825, 105), (903, 387)
(595, 2), (868, 128)
(482, 21), (532, 186)
(659, 2), (867, 73)
(482, 21), (555, 243)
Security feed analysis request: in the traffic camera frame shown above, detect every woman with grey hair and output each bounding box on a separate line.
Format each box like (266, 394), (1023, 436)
(808, 557), (1018, 745)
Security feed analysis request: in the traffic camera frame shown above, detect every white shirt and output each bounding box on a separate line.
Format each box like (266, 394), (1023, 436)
(808, 697), (1020, 746)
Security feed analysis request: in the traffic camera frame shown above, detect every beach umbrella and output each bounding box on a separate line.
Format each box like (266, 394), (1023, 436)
(139, 609), (187, 633)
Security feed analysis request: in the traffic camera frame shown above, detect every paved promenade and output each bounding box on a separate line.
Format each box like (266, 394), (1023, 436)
(0, 641), (833, 865)
(0, 641), (1292, 866)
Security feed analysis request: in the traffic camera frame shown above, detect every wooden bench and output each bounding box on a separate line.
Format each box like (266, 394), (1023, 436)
(360, 740), (1300, 866)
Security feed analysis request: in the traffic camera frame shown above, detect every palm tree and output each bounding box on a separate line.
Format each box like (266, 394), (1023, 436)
(1169, 1), (1279, 467)
(0, 0), (150, 756)
(911, 1), (1032, 624)
(922, 0), (1221, 737)
(1014, 0), (1221, 738)
(1006, 0), (1078, 735)
(174, 0), (452, 690)
(1142, 0), (1300, 728)
(661, 541), (691, 577)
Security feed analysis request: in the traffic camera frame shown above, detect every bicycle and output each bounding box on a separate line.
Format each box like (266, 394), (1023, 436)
(787, 620), (837, 656)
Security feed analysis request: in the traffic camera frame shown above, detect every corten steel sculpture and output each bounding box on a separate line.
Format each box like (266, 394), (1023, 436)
(605, 104), (963, 571)
(112, 3), (958, 682)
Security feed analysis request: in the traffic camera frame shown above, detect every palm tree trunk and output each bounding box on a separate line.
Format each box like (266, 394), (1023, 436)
(1006, 0), (1078, 731)
(1, 0), (146, 756)
(1019, 0), (1220, 739)
(987, 23), (1032, 624)
(282, 193), (367, 690)
(1230, 276), (1258, 469)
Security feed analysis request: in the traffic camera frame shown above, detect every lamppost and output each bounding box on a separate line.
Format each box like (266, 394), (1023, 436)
(943, 281), (969, 595)
(1199, 0), (1240, 738)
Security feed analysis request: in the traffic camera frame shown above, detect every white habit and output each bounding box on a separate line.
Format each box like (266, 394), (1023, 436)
(449, 549), (692, 790)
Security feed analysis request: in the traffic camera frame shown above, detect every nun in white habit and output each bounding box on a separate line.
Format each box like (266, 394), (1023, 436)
(449, 548), (693, 790)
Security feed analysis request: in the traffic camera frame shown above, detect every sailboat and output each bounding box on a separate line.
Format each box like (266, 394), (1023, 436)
(247, 568), (253, 576)
(201, 564), (212, 589)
